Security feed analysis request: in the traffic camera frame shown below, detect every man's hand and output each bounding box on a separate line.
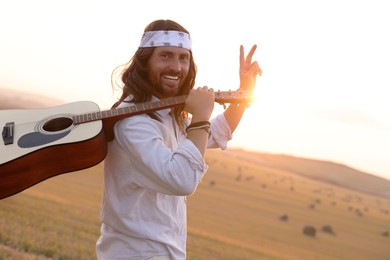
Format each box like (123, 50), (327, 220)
(239, 45), (262, 91)
(185, 86), (215, 122)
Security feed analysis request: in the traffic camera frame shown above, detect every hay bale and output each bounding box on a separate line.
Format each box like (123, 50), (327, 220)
(322, 225), (335, 235)
(303, 226), (316, 237)
(245, 176), (254, 181)
(355, 209), (364, 217)
(279, 214), (288, 222)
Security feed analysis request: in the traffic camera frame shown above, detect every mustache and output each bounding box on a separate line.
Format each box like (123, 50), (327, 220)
(162, 70), (182, 78)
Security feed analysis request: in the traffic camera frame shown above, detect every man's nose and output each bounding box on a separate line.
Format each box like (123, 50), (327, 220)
(169, 57), (181, 71)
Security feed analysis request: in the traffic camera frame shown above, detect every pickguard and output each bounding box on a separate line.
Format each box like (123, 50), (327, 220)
(18, 131), (71, 148)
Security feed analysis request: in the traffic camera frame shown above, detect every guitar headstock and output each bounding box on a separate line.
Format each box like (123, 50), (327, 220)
(215, 90), (255, 105)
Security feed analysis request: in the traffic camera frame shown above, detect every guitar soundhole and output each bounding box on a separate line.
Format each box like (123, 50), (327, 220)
(43, 117), (74, 132)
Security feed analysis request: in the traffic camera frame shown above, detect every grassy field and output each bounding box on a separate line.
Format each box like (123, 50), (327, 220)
(1, 149), (389, 259)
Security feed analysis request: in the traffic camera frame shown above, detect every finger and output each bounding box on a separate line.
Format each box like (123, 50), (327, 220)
(245, 45), (257, 64)
(249, 61), (262, 76)
(240, 45), (245, 65)
(248, 63), (259, 75)
(258, 65), (263, 76)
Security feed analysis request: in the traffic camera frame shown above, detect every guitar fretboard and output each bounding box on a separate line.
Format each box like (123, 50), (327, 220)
(73, 96), (187, 124)
(72, 90), (253, 125)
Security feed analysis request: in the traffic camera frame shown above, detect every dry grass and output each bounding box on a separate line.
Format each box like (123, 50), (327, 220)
(192, 150), (390, 259)
(0, 166), (102, 259)
(1, 149), (390, 259)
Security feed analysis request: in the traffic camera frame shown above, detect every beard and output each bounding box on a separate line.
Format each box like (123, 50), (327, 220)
(148, 70), (184, 99)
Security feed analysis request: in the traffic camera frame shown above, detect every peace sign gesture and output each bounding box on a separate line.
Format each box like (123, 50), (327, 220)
(239, 45), (262, 91)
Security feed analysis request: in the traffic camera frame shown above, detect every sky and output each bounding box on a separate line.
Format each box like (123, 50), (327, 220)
(1, 0), (389, 180)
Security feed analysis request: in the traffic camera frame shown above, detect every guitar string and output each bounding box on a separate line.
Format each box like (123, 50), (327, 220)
(41, 91), (250, 130)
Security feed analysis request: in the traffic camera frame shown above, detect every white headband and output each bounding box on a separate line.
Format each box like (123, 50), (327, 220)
(139, 30), (192, 51)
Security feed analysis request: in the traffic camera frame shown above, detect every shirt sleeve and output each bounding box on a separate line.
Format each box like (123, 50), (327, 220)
(208, 113), (232, 150)
(114, 115), (208, 196)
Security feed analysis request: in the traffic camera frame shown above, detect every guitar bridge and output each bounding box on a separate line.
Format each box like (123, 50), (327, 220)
(2, 122), (15, 145)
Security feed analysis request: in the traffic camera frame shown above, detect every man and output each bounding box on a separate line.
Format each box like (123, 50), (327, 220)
(96, 19), (261, 260)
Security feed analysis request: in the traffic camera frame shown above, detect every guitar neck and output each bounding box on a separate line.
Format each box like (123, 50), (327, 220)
(72, 90), (253, 140)
(73, 96), (187, 125)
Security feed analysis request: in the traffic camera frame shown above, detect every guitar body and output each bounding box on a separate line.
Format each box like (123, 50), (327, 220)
(0, 101), (107, 199)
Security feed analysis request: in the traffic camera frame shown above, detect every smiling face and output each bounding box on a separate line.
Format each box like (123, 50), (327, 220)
(147, 46), (191, 99)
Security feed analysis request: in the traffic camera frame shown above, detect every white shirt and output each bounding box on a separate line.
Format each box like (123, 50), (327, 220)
(96, 99), (232, 260)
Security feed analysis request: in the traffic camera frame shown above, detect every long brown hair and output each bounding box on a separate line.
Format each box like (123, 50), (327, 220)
(112, 19), (197, 128)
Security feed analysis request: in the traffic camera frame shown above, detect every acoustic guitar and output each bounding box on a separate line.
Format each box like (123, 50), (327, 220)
(0, 90), (254, 199)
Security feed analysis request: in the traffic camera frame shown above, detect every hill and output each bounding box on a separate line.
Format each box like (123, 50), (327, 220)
(225, 149), (390, 198)
(0, 149), (389, 259)
(0, 87), (64, 109)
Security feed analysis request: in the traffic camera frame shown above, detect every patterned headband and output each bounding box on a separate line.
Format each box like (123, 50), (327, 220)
(139, 30), (192, 51)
